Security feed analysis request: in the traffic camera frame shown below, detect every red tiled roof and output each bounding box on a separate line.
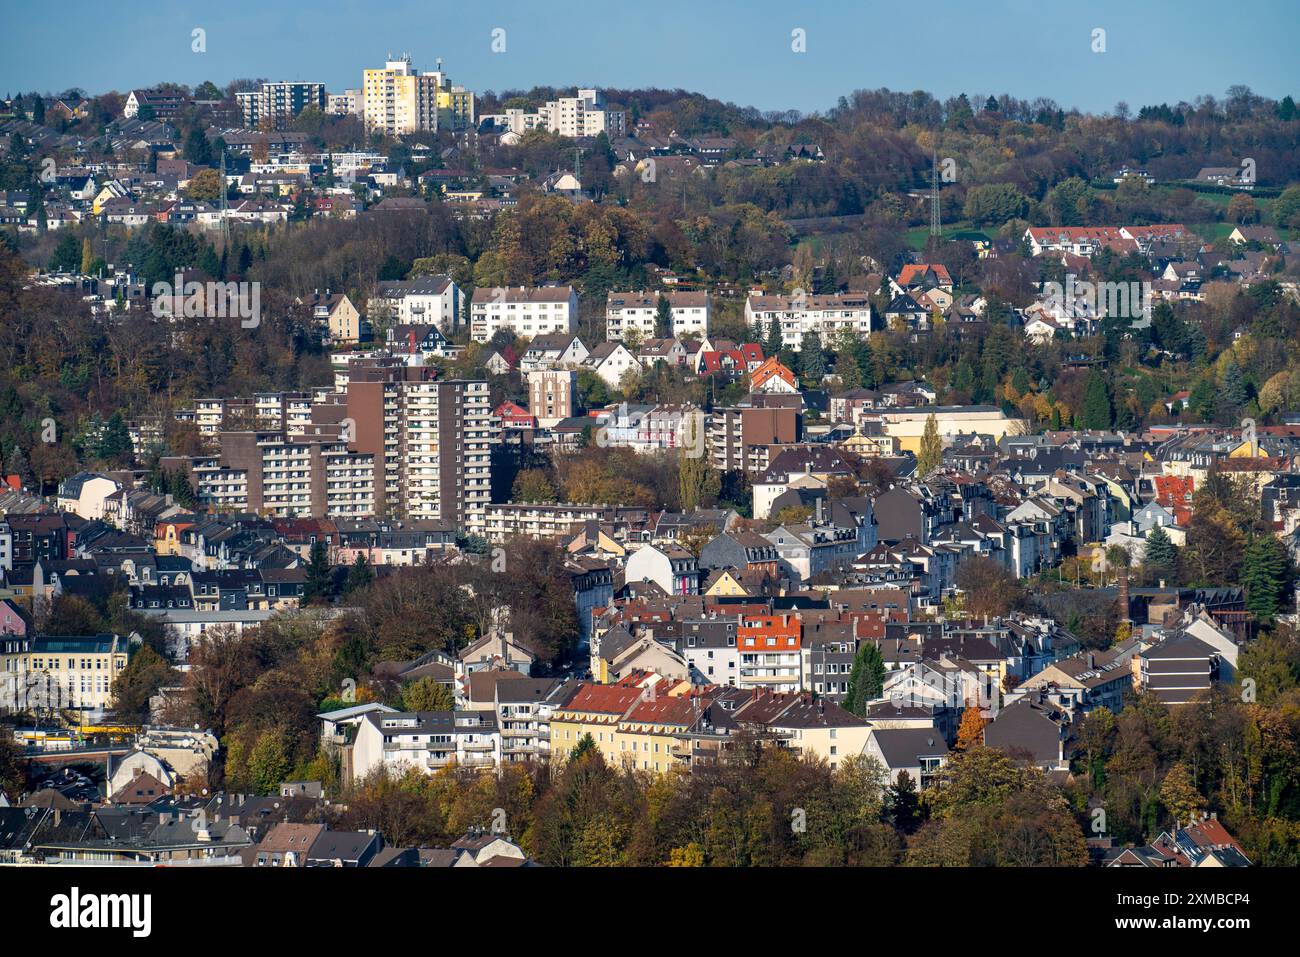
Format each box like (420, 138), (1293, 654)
(562, 683), (643, 715)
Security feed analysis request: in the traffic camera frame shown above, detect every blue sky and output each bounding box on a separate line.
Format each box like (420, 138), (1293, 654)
(1, 0), (1296, 115)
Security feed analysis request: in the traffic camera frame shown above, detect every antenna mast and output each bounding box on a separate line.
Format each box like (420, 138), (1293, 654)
(929, 147), (941, 238)
(220, 148), (230, 248)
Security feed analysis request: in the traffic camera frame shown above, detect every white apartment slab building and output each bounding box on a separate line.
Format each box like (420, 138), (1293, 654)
(605, 290), (710, 341)
(470, 286), (578, 342)
(744, 291), (874, 350)
(482, 88), (626, 139)
(349, 709), (502, 782)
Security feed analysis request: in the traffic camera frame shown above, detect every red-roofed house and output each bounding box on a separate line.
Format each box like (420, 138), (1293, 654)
(738, 614), (802, 692)
(494, 400), (536, 430)
(751, 356), (799, 393)
(896, 263), (953, 290)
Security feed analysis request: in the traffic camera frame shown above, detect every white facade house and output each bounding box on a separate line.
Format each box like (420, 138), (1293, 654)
(56, 473), (121, 520)
(372, 276), (465, 332)
(349, 709), (502, 783)
(583, 342), (643, 389)
(470, 286), (578, 342)
(744, 291), (873, 350)
(605, 291), (710, 341)
(623, 542), (699, 596)
(519, 334), (589, 373)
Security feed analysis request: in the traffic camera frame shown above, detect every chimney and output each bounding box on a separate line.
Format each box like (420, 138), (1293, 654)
(1118, 569), (1131, 623)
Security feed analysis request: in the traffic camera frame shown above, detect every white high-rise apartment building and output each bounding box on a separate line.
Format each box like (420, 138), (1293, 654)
(482, 89), (625, 140)
(237, 81), (327, 129)
(537, 89), (626, 138)
(180, 362), (490, 532)
(399, 379), (492, 532)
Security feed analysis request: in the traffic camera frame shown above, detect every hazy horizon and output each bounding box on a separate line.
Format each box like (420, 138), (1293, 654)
(2, 0), (1296, 118)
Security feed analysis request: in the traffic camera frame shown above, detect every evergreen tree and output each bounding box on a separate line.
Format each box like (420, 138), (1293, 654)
(1081, 369), (1113, 430)
(345, 553), (375, 594)
(1189, 379), (1216, 422)
(28, 179), (45, 233)
(798, 332), (826, 381)
(185, 127), (214, 167)
(764, 316), (782, 359)
(1242, 535), (1292, 621)
(303, 540), (335, 604)
(1219, 359), (1248, 419)
(654, 293), (673, 339)
(198, 244), (220, 278)
(843, 642), (886, 715)
(96, 411), (133, 463)
(168, 469), (197, 508)
(886, 770), (922, 834)
(1143, 525), (1178, 582)
(48, 232), (80, 272)
(917, 413), (943, 475)
(570, 732), (598, 761)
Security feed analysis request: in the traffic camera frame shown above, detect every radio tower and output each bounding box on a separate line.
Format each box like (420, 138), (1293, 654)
(929, 147), (942, 238)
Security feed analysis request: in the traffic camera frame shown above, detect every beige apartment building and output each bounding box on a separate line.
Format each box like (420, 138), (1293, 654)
(1, 634), (132, 716)
(362, 55), (475, 136)
(528, 369), (577, 427)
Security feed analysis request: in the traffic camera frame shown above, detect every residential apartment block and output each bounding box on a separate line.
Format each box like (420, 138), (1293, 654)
(169, 360), (491, 533)
(483, 88), (625, 139)
(707, 405), (799, 474)
(605, 290), (710, 341)
(362, 55), (475, 136)
(236, 81), (327, 129)
(349, 709), (501, 782)
(469, 286), (578, 342)
(369, 275), (466, 333)
(744, 291), (874, 350)
(0, 634), (132, 716)
(528, 369), (577, 427)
